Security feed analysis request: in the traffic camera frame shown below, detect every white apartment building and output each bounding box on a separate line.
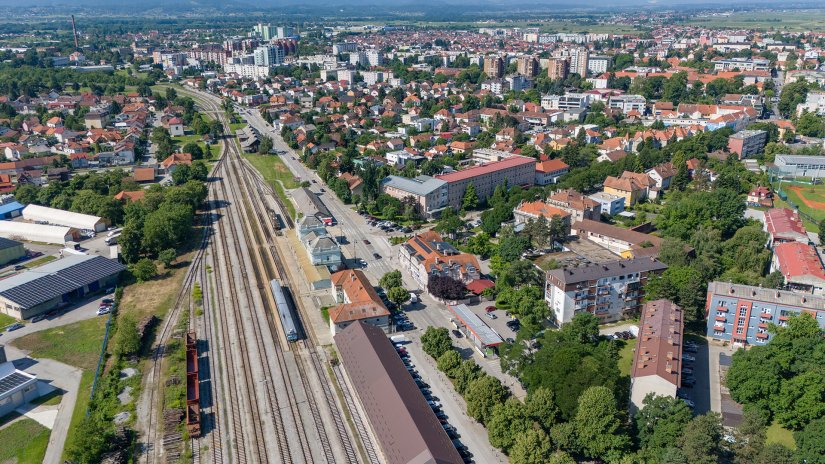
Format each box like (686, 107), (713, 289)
(363, 71), (385, 85)
(541, 93), (591, 111)
(608, 94), (647, 114)
(587, 56), (610, 74)
(366, 49), (384, 67)
(253, 44), (284, 67)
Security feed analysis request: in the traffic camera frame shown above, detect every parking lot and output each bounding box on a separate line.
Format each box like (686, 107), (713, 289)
(460, 300), (519, 342)
(394, 335), (507, 464)
(1, 293), (114, 342)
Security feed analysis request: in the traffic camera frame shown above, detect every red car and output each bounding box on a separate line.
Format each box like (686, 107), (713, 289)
(485, 306), (496, 313)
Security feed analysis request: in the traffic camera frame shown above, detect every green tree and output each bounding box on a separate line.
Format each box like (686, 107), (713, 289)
(678, 413), (724, 464)
(461, 183), (479, 211)
(158, 248), (176, 268)
(118, 223), (144, 263)
(141, 203), (194, 254)
(753, 443), (796, 464)
(131, 257), (157, 282)
(573, 386), (630, 460)
(66, 415), (111, 463)
(796, 417), (825, 464)
(453, 360), (483, 394)
(465, 374), (509, 424)
(182, 142), (203, 159)
(387, 286), (411, 307)
(636, 394), (693, 459)
(487, 397), (531, 451)
(420, 326), (453, 359)
(113, 314), (141, 357)
(434, 207), (463, 238)
(525, 387), (560, 430)
(379, 270), (403, 290)
(436, 350), (462, 376)
(775, 369), (825, 430)
(509, 429), (554, 464)
(259, 136), (274, 154)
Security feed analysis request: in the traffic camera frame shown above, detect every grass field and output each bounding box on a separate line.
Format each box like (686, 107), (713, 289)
(24, 254), (57, 269)
(0, 312), (16, 327)
(13, 317), (107, 370)
(618, 338), (637, 376)
(173, 133), (209, 156)
(681, 10), (825, 31)
(244, 153), (299, 218)
(779, 182), (825, 224)
(229, 122), (247, 133)
(767, 421), (796, 449)
(62, 370), (94, 460)
(0, 418), (51, 464)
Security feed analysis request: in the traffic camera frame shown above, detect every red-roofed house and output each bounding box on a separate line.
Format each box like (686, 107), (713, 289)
(764, 208), (808, 246)
(772, 241), (825, 295)
(747, 186), (773, 207)
(328, 269), (391, 336)
(167, 117), (184, 136)
(535, 159), (569, 185)
(161, 153), (192, 174)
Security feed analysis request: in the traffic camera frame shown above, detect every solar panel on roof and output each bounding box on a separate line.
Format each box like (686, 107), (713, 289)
(0, 372), (31, 396)
(414, 237), (431, 254)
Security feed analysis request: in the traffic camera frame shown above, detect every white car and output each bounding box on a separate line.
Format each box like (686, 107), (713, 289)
(96, 306), (111, 316)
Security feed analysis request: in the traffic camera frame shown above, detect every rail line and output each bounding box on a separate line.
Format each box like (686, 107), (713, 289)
(177, 85), (362, 463)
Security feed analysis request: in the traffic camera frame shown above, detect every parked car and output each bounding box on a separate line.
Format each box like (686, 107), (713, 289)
(363, 240), (371, 245)
(452, 329), (463, 338)
(684, 344), (698, 353)
(102, 298), (115, 305)
(682, 367), (693, 375)
(97, 307), (112, 316)
(485, 306), (496, 313)
(682, 398), (696, 409)
(486, 312), (497, 320)
(6, 323), (24, 332)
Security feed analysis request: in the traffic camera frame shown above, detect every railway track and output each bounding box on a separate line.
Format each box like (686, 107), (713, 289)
(176, 85), (362, 463)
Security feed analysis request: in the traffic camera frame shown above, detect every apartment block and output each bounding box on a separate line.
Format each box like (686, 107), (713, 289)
(541, 93), (591, 111)
(379, 175), (448, 218)
(399, 231), (481, 289)
(516, 55), (540, 78)
(545, 257), (668, 325)
(483, 55), (505, 78)
(705, 281), (825, 346)
(630, 300), (683, 413)
(436, 155), (535, 209)
(727, 129), (767, 159)
(546, 57), (570, 80)
(608, 94), (646, 114)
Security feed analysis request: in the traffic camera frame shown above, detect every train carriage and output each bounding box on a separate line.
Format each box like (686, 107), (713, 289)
(270, 279), (300, 342)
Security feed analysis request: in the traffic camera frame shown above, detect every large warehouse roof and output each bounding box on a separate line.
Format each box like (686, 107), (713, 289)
(0, 255), (124, 309)
(22, 204), (105, 231)
(0, 221), (75, 245)
(335, 322), (463, 464)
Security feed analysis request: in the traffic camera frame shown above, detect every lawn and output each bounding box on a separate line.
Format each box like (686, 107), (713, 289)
(62, 370), (94, 461)
(618, 338), (637, 376)
(229, 122), (247, 133)
(24, 254), (57, 269)
(766, 421), (796, 449)
(781, 183), (825, 223)
(173, 133), (209, 156)
(13, 317), (107, 370)
(0, 312), (16, 327)
(0, 418), (51, 464)
(680, 10), (825, 31)
(244, 153), (300, 218)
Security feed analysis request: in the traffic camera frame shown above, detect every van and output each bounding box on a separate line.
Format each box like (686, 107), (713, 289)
(390, 335), (409, 345)
(409, 293), (418, 304)
(107, 228), (122, 238)
(104, 236), (118, 245)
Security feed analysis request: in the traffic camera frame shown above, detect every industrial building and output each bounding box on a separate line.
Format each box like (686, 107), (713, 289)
(0, 237), (26, 267)
(0, 197), (24, 219)
(22, 204), (108, 233)
(334, 322), (464, 464)
(630, 300), (683, 413)
(0, 220), (77, 245)
(773, 154), (825, 179)
(0, 346), (40, 418)
(0, 254), (125, 320)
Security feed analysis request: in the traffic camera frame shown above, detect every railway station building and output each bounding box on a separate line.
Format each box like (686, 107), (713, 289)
(334, 322), (464, 464)
(328, 269), (390, 336)
(0, 254), (125, 320)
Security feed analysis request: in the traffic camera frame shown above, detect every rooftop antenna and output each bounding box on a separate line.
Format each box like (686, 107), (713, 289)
(71, 15), (79, 50)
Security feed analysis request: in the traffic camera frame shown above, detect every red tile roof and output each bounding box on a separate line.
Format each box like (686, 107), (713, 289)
(632, 299), (683, 386)
(765, 208), (808, 242)
(774, 241), (825, 282)
(435, 155), (534, 183)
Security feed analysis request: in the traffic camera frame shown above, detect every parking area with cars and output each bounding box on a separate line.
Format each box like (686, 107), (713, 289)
(459, 301), (520, 343)
(0, 292), (115, 343)
(392, 335), (502, 464)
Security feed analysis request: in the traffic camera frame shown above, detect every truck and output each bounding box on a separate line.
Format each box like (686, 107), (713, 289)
(390, 335), (409, 345)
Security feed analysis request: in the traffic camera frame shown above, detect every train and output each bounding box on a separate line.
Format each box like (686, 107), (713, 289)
(185, 331), (201, 438)
(268, 207), (281, 231)
(270, 279), (301, 342)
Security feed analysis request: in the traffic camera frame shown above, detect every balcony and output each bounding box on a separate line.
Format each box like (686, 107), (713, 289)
(779, 315), (789, 321)
(716, 306), (728, 313)
(758, 323), (768, 329)
(760, 312), (772, 320)
(715, 315), (727, 322)
(756, 332), (769, 340)
(713, 324), (725, 332)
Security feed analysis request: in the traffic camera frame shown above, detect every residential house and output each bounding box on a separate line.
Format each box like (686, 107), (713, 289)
(771, 241), (825, 295)
(535, 159), (570, 185)
(630, 300), (683, 413)
(603, 171), (655, 206)
(546, 189), (601, 222)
